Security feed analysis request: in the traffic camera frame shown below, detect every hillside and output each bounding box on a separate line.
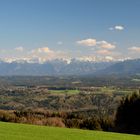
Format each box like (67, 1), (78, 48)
(0, 122), (139, 140)
(97, 59), (140, 75)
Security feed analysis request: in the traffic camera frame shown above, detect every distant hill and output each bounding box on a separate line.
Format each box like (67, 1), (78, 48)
(97, 59), (140, 75)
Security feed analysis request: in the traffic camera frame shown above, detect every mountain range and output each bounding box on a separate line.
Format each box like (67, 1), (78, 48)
(0, 59), (139, 76)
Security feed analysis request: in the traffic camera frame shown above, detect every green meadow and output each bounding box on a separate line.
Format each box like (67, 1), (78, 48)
(0, 122), (139, 140)
(48, 89), (80, 94)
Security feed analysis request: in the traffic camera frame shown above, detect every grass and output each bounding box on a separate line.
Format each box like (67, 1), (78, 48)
(99, 87), (134, 94)
(48, 87), (134, 95)
(0, 122), (140, 140)
(47, 86), (138, 95)
(132, 78), (140, 82)
(49, 89), (80, 94)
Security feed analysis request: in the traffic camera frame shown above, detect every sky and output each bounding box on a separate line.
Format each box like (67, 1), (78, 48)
(0, 0), (140, 63)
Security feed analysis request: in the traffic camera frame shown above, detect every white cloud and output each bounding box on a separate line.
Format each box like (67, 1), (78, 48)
(0, 46), (70, 64)
(115, 25), (124, 30)
(77, 38), (97, 46)
(97, 41), (116, 49)
(15, 46), (24, 51)
(77, 38), (116, 50)
(31, 47), (53, 54)
(30, 47), (69, 63)
(109, 25), (124, 31)
(128, 46), (140, 52)
(105, 56), (114, 61)
(37, 47), (52, 53)
(96, 49), (112, 55)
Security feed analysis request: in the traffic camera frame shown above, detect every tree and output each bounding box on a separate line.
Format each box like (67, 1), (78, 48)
(115, 92), (140, 134)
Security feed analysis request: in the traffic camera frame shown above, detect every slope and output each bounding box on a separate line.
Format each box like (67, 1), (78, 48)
(0, 122), (139, 140)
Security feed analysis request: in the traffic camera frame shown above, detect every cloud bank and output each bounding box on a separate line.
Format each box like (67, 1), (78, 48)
(77, 38), (116, 50)
(128, 46), (140, 52)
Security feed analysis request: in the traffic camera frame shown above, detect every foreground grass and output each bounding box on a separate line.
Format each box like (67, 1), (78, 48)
(0, 122), (140, 140)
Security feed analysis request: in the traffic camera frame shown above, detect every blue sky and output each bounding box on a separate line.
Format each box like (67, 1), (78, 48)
(0, 0), (140, 62)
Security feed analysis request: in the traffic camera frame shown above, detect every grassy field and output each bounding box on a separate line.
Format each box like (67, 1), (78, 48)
(49, 89), (80, 94)
(0, 122), (140, 140)
(49, 87), (136, 95)
(100, 87), (134, 94)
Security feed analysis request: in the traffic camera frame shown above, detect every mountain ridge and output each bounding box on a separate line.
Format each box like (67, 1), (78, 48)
(0, 59), (139, 76)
